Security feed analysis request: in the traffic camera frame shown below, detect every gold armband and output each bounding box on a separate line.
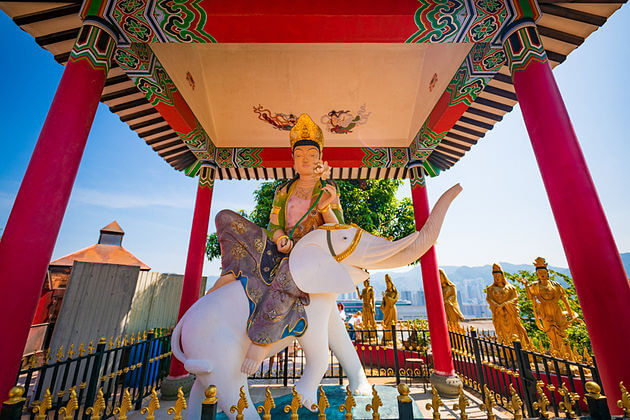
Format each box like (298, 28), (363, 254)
(331, 204), (342, 210)
(270, 205), (281, 215)
(317, 204), (331, 214)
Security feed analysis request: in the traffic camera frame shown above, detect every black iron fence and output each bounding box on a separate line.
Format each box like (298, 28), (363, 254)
(9, 322), (607, 419)
(13, 328), (172, 420)
(448, 328), (602, 418)
(247, 323), (432, 386)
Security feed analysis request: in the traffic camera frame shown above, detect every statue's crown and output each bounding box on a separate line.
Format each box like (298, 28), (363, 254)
(290, 114), (324, 150)
(492, 263), (503, 274)
(533, 257), (548, 269)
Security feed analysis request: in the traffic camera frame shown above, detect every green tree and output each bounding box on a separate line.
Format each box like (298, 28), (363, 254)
(503, 270), (590, 354)
(205, 179), (417, 261)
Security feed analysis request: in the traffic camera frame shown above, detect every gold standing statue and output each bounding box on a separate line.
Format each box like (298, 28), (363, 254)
(440, 269), (465, 329)
(381, 274), (399, 345)
(486, 264), (531, 346)
(520, 258), (577, 356)
(357, 279), (377, 339)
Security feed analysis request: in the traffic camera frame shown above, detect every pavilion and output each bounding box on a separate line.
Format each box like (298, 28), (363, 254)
(0, 0), (628, 412)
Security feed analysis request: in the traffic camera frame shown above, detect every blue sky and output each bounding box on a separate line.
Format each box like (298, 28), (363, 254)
(1, 7), (628, 278)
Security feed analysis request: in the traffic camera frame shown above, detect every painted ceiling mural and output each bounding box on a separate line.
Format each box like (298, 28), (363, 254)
(253, 105), (371, 135)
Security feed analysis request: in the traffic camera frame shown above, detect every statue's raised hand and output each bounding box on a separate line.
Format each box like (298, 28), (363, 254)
(317, 183), (337, 211)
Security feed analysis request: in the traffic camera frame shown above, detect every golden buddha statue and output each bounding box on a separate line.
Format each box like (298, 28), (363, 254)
(440, 269), (465, 329)
(521, 258), (577, 356)
(380, 274), (399, 345)
(486, 264), (531, 346)
(356, 279), (377, 338)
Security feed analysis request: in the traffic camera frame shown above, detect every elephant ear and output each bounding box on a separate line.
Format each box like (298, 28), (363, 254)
(289, 241), (357, 294)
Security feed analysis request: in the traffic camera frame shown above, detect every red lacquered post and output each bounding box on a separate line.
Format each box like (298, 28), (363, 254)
(505, 23), (630, 413)
(0, 23), (115, 403)
(168, 169), (214, 378)
(409, 167), (461, 396)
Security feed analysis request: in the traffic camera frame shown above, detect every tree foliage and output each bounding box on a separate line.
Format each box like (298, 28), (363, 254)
(205, 179), (417, 261)
(503, 269), (591, 354)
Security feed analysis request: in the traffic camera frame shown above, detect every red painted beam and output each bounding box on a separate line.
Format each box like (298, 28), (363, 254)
(199, 0), (420, 42)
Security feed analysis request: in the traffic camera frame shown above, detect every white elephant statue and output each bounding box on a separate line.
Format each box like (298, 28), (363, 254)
(171, 184), (462, 419)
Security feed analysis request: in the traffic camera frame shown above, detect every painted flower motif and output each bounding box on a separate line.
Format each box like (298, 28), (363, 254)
(120, 0), (144, 13)
(231, 220), (246, 234)
(123, 17), (151, 42)
(482, 51), (506, 70)
(114, 50), (139, 69)
(469, 16), (498, 42)
(231, 244), (246, 260)
(254, 238), (264, 254)
(476, 0), (502, 13)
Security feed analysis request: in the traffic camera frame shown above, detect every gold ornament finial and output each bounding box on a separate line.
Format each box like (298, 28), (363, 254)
(140, 389), (160, 420)
(617, 382), (630, 417)
(533, 381), (551, 419)
(339, 386), (356, 420)
(365, 385), (383, 420)
(257, 387), (276, 420)
(113, 388), (133, 420)
(426, 386), (443, 420)
(204, 385), (218, 405)
(56, 345), (65, 362)
(507, 384), (523, 420)
(6, 386), (25, 404)
(229, 386), (249, 420)
(558, 384), (579, 419)
(283, 386), (301, 420)
(453, 386), (470, 420)
(397, 383), (412, 403)
(289, 114), (324, 151)
(86, 388), (106, 420)
(585, 382), (602, 399)
(167, 387), (187, 420)
(58, 388), (79, 420)
(480, 385), (497, 420)
(311, 386), (329, 420)
(33, 388), (52, 420)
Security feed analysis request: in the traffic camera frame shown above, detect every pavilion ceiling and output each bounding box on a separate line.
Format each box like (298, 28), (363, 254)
(0, 0), (626, 179)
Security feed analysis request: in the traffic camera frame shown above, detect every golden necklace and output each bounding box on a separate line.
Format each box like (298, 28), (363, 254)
(293, 182), (315, 200)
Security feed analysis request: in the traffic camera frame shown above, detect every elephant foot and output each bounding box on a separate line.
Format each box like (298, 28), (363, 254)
(430, 372), (463, 398)
(349, 380), (372, 396)
(294, 384), (317, 412)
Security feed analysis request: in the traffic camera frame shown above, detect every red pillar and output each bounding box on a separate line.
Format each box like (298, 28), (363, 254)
(0, 23), (115, 401)
(169, 169), (214, 377)
(505, 24), (630, 412)
(409, 168), (455, 377)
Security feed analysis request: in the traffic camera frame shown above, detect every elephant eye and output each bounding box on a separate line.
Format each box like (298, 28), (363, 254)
(343, 236), (348, 240)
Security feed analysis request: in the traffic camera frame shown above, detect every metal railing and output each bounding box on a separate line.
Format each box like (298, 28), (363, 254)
(449, 328), (601, 418)
(14, 328), (172, 420)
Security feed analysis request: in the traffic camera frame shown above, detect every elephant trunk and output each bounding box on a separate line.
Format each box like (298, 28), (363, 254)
(364, 184), (462, 269)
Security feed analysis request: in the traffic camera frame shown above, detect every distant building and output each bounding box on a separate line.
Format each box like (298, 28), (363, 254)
(29, 222), (149, 352)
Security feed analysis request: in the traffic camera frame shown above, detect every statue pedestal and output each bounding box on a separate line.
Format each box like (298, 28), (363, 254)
(160, 374), (195, 400)
(217, 385), (422, 419)
(430, 372), (462, 398)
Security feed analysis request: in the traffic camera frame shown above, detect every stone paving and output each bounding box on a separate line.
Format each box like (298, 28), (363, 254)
(126, 377), (513, 419)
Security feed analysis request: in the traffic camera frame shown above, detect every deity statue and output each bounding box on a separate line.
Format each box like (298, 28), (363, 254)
(439, 269), (465, 329)
(486, 263), (531, 346)
(356, 279), (377, 335)
(206, 114), (344, 374)
(380, 274), (399, 345)
(520, 257), (577, 356)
